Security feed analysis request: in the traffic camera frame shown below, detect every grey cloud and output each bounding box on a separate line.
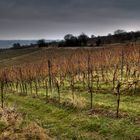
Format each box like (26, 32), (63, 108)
(0, 0), (140, 39)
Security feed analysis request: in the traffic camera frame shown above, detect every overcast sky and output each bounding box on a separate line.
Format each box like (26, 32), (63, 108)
(0, 0), (140, 40)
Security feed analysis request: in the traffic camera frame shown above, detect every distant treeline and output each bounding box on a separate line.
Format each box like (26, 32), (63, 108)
(8, 29), (140, 49)
(60, 30), (140, 47)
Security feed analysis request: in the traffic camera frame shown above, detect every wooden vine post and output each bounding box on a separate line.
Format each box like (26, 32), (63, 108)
(87, 52), (93, 109)
(48, 60), (52, 93)
(0, 81), (4, 108)
(116, 49), (124, 118)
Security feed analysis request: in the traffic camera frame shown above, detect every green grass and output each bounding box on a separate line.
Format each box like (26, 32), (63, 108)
(5, 92), (140, 140)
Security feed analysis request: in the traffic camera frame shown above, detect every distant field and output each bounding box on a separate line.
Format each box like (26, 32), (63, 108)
(0, 43), (136, 67)
(0, 47), (77, 67)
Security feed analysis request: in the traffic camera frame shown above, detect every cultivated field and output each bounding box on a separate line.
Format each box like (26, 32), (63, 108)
(0, 44), (140, 139)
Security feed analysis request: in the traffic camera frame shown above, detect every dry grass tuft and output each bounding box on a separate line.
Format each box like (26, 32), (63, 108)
(62, 94), (87, 109)
(0, 106), (53, 140)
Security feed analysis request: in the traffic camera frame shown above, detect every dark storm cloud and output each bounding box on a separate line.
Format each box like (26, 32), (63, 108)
(0, 0), (140, 39)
